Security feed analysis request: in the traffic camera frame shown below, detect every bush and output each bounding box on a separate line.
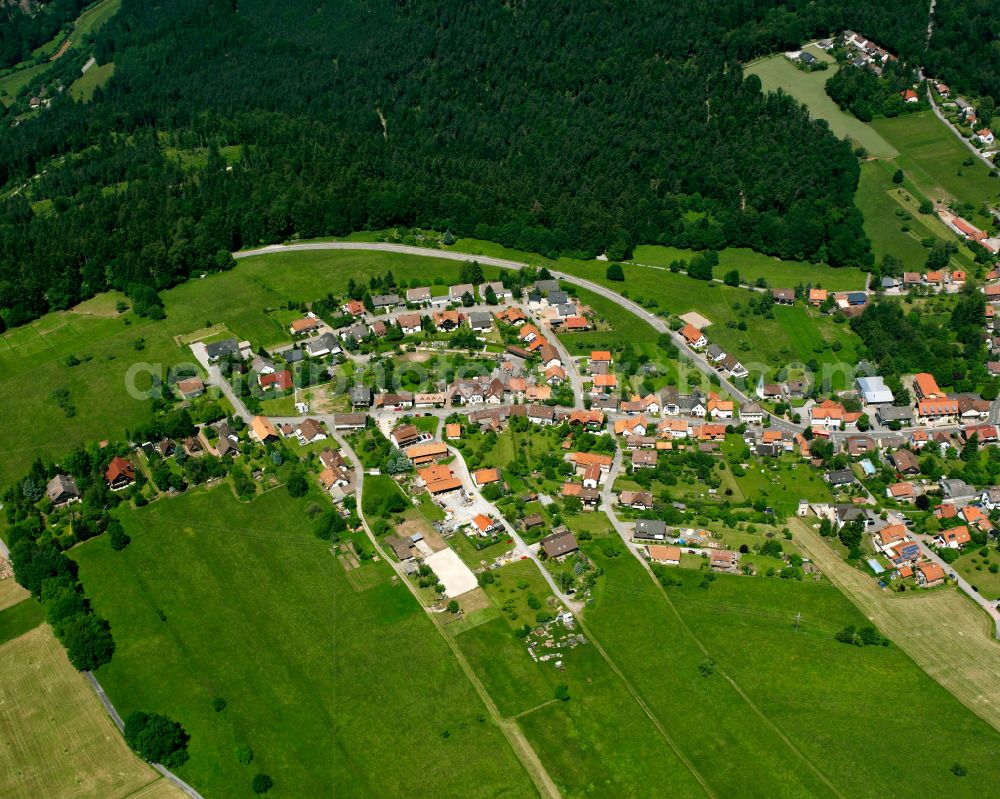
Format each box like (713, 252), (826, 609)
(605, 263), (625, 281)
(59, 613), (115, 671)
(286, 470), (308, 498)
(236, 744), (254, 765)
(123, 711), (190, 768)
(212, 696), (227, 712)
(109, 524), (131, 551)
(950, 763), (967, 776)
(252, 774), (274, 793)
(554, 684), (570, 701)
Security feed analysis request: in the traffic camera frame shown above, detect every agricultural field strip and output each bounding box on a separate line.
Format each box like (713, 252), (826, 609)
(791, 519), (1000, 733)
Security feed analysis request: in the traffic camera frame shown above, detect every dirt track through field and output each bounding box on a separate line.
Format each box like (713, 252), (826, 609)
(792, 519), (1000, 731)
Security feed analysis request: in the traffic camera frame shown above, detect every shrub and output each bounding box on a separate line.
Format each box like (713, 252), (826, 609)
(236, 744), (254, 765)
(123, 711), (190, 768)
(252, 773), (274, 793)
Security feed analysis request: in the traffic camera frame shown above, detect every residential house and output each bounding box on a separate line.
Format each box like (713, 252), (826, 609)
(290, 316), (320, 335)
(406, 442), (448, 465)
(397, 313), (423, 335)
(590, 350), (613, 368)
(350, 385), (373, 408)
(332, 413), (367, 431)
(916, 562), (945, 587)
(305, 333), (341, 358)
(294, 418), (328, 445)
(887, 482), (916, 502)
(740, 403), (764, 425)
(680, 323), (707, 349)
(177, 377), (205, 399)
(707, 395), (734, 419)
(251, 416), (279, 443)
(809, 288), (828, 306)
(480, 281), (511, 302)
(619, 490), (654, 510)
(390, 424), (425, 449)
(473, 468), (501, 486)
(705, 344), (726, 364)
(46, 474), (80, 506)
(648, 545), (681, 565)
(935, 525), (971, 549)
(631, 450), (658, 469)
(890, 449), (919, 474)
(472, 514), (499, 536)
(418, 464), (463, 495)
(900, 88), (918, 103)
(824, 469), (855, 488)
(406, 286), (433, 305)
(633, 519), (668, 541)
(709, 550), (739, 572)
(205, 338), (240, 362)
(434, 310), (464, 331)
(771, 288), (795, 304)
(542, 530), (579, 559)
(342, 299), (366, 316)
(370, 293), (402, 309)
(527, 404), (556, 425)
(518, 323), (540, 343)
(105, 456), (135, 490)
(449, 283), (475, 302)
(259, 370), (293, 392)
(468, 311), (493, 332)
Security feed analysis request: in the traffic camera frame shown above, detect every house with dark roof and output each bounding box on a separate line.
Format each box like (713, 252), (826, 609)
(46, 474), (80, 506)
(541, 530), (579, 559)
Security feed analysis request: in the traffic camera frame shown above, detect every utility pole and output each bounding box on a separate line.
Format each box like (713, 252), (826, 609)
(793, 612), (802, 632)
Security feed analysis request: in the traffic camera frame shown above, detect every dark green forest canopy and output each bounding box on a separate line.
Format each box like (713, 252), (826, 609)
(924, 0), (1000, 100)
(0, 0), (932, 327)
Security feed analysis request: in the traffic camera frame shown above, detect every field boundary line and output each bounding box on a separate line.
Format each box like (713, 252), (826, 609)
(603, 508), (846, 799)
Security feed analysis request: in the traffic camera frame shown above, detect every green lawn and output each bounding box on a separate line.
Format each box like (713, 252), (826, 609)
(856, 161), (979, 269)
(949, 548), (1000, 601)
(455, 559), (706, 798)
(745, 49), (898, 158)
(0, 249), (499, 488)
(0, 62), (49, 106)
(871, 111), (1000, 220)
(629, 245), (868, 291)
(581, 542), (1000, 797)
(558, 284), (659, 354)
(557, 261), (861, 385)
(69, 62), (115, 102)
(0, 599), (43, 645)
(71, 486), (535, 799)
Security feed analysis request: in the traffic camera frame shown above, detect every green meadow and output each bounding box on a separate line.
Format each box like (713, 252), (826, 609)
(72, 486), (535, 799)
(872, 111), (1000, 220)
(856, 162), (977, 269)
(581, 542), (1000, 797)
(453, 559), (706, 798)
(629, 245), (868, 291)
(0, 250), (498, 487)
(745, 48), (898, 158)
(556, 260), (861, 385)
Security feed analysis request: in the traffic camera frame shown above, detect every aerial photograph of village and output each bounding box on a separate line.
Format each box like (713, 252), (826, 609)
(0, 1), (999, 797)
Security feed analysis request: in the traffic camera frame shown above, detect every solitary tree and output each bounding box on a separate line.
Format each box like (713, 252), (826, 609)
(892, 169), (904, 184)
(605, 263), (625, 281)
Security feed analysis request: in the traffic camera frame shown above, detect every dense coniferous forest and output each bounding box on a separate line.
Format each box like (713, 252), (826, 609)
(925, 0), (1000, 100)
(0, 0), (933, 328)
